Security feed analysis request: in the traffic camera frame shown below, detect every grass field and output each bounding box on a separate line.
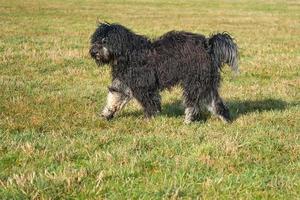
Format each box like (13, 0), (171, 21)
(0, 0), (300, 199)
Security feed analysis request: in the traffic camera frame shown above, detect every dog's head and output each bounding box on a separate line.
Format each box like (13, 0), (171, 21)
(90, 22), (150, 66)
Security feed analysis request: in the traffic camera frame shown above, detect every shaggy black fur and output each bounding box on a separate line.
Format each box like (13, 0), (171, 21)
(90, 22), (239, 123)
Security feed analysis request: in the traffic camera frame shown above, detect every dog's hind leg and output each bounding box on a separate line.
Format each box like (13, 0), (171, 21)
(184, 106), (200, 124)
(101, 79), (132, 120)
(182, 86), (201, 124)
(206, 92), (231, 123)
(133, 90), (161, 118)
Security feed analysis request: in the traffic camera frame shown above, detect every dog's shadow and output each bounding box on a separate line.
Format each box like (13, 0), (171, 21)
(158, 98), (293, 121)
(228, 98), (292, 120)
(122, 98), (295, 121)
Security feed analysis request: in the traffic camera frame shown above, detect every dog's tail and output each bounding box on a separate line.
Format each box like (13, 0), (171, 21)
(207, 32), (239, 73)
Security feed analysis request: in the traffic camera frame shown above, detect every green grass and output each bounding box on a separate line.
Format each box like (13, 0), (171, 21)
(0, 0), (299, 199)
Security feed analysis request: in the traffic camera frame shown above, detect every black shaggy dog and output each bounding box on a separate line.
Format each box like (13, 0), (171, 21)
(90, 22), (239, 124)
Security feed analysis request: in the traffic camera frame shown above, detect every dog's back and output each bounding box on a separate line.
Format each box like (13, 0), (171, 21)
(153, 31), (207, 53)
(150, 31), (212, 89)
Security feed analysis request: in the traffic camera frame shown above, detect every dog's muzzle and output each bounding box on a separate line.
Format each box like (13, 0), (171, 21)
(90, 45), (111, 65)
(90, 46), (98, 58)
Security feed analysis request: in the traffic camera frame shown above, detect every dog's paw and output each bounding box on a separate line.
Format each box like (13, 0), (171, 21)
(101, 113), (114, 120)
(219, 116), (232, 124)
(144, 109), (160, 119)
(184, 119), (192, 124)
(100, 108), (115, 120)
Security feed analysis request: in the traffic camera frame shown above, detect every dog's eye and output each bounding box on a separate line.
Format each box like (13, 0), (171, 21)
(102, 38), (106, 44)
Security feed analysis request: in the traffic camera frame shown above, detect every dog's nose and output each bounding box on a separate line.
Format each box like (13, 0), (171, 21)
(90, 47), (98, 57)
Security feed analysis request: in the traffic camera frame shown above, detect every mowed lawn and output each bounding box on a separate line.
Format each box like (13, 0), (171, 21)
(0, 0), (299, 199)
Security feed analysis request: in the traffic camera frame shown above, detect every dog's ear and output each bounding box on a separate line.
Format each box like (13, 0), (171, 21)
(96, 17), (110, 26)
(103, 21), (110, 25)
(106, 32), (124, 56)
(98, 20), (110, 26)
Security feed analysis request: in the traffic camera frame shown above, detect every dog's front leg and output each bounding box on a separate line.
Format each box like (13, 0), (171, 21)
(184, 106), (200, 124)
(133, 90), (161, 119)
(101, 79), (132, 120)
